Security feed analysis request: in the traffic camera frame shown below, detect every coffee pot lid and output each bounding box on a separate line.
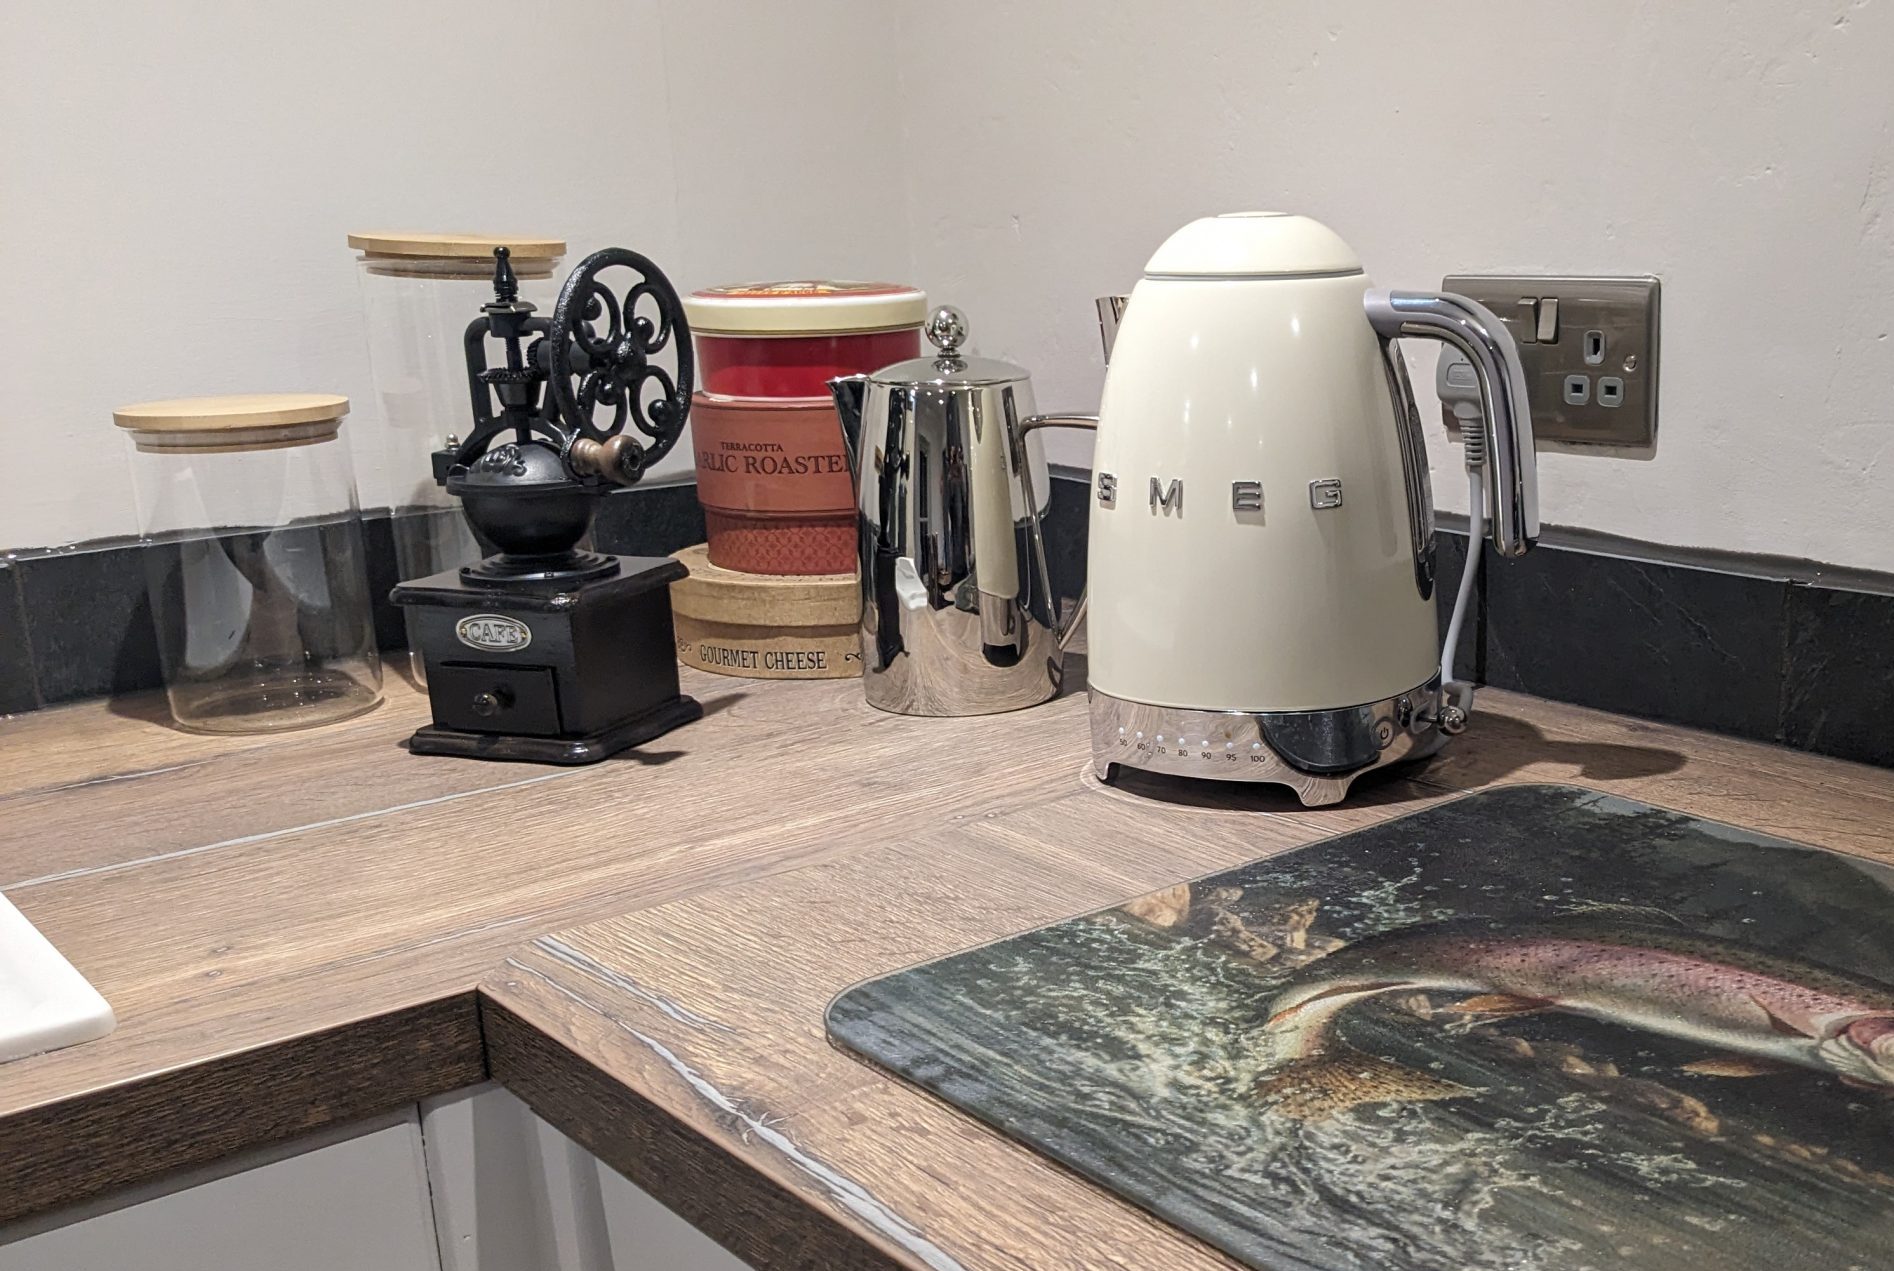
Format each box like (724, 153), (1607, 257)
(868, 306), (1028, 388)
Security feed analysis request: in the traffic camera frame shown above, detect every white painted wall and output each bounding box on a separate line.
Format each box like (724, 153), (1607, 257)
(0, 0), (904, 551)
(892, 0), (1894, 572)
(7, 2), (1892, 572)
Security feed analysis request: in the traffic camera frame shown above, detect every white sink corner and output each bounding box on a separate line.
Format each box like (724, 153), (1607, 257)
(0, 892), (116, 1064)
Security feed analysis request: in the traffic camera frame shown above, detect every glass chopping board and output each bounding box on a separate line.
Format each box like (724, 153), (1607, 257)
(826, 785), (1894, 1271)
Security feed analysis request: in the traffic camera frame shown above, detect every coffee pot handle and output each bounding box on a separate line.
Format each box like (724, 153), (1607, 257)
(1364, 290), (1539, 557)
(1094, 296), (1131, 362)
(1017, 413), (1099, 650)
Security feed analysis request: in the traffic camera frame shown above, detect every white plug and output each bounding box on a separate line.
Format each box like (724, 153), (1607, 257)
(1436, 348), (1487, 468)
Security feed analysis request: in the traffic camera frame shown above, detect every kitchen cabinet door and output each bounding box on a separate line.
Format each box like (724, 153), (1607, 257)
(422, 1085), (747, 1271)
(0, 1112), (440, 1271)
(594, 1165), (753, 1271)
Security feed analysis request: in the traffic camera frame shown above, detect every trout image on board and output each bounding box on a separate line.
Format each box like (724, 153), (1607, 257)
(828, 785), (1894, 1271)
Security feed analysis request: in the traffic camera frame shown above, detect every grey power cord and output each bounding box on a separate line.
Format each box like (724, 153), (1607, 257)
(1435, 349), (1487, 720)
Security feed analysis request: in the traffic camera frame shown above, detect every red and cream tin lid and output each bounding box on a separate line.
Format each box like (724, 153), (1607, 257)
(682, 280), (928, 336)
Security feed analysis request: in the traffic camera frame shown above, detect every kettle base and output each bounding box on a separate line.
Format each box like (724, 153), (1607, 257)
(1088, 680), (1446, 808)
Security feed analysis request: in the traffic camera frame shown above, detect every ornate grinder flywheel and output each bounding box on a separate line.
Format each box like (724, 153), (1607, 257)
(441, 245), (694, 584)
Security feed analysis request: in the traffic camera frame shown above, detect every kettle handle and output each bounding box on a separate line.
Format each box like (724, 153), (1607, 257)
(1017, 413), (1098, 651)
(1364, 290), (1539, 557)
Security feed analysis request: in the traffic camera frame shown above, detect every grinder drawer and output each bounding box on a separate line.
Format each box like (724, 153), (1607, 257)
(430, 662), (563, 736)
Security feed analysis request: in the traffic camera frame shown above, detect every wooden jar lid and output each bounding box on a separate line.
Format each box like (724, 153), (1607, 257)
(113, 393), (349, 453)
(348, 231), (566, 280)
(346, 231), (566, 259)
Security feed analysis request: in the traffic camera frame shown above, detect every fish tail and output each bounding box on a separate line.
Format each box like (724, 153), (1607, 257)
(1252, 1044), (1478, 1119)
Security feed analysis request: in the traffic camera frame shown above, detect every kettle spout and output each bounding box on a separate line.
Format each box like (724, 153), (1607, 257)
(827, 373), (868, 481)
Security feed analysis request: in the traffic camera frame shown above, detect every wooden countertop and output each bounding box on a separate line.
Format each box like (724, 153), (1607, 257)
(3, 664), (1892, 1267)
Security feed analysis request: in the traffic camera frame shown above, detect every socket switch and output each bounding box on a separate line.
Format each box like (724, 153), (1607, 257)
(1440, 275), (1660, 455)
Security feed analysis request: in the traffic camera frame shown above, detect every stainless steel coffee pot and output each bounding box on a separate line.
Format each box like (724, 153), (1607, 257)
(828, 306), (1094, 716)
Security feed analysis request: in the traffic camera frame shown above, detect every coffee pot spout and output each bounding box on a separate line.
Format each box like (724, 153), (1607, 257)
(827, 373), (868, 484)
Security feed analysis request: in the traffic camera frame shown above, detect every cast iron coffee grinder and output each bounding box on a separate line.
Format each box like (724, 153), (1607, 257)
(392, 246), (701, 763)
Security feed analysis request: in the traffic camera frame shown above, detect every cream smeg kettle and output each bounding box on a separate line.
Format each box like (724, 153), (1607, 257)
(1087, 212), (1537, 805)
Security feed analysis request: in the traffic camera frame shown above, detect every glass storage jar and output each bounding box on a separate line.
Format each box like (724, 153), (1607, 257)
(113, 394), (382, 733)
(348, 231), (566, 677)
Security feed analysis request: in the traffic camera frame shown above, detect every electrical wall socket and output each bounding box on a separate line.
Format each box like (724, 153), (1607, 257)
(1440, 275), (1660, 456)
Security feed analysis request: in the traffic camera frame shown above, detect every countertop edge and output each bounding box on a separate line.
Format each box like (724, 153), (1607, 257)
(481, 995), (911, 1271)
(0, 992), (485, 1229)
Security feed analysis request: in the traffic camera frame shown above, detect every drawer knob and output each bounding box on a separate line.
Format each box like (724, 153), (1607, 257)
(471, 686), (515, 718)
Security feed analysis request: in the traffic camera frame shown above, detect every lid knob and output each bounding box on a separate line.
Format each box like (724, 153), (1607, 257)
(492, 246), (518, 302)
(925, 305), (968, 356)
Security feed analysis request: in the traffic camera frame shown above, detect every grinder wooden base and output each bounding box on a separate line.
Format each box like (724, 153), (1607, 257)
(667, 543), (860, 680)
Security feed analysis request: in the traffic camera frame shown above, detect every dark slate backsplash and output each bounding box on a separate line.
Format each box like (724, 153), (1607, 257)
(2, 475), (1888, 775)
(1480, 542), (1790, 744)
(1434, 528), (1884, 767)
(1042, 473), (1091, 604)
(1779, 586), (1894, 765)
(0, 485), (706, 717)
(14, 542), (165, 706)
(0, 562), (40, 715)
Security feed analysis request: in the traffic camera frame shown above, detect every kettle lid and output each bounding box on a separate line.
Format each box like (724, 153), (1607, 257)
(869, 306), (1028, 388)
(1144, 212), (1363, 279)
